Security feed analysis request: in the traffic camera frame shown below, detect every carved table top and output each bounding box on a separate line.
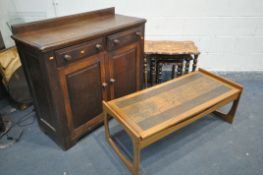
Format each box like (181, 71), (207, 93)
(107, 68), (241, 139)
(144, 40), (200, 55)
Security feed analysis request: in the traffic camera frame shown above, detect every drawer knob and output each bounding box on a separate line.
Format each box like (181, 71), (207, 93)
(95, 44), (103, 51)
(113, 39), (120, 44)
(80, 50), (85, 54)
(102, 82), (108, 88)
(64, 54), (72, 61)
(135, 31), (142, 36)
(110, 78), (116, 83)
(136, 31), (143, 39)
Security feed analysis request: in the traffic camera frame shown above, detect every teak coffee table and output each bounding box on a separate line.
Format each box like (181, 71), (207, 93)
(103, 68), (243, 175)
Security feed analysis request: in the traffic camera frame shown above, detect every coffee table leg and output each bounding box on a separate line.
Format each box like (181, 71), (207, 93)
(133, 139), (141, 175)
(104, 112), (112, 141)
(212, 95), (241, 124)
(104, 112), (141, 175)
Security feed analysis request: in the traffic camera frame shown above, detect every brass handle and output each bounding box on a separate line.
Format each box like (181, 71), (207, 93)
(64, 54), (72, 61)
(102, 82), (108, 88)
(95, 44), (103, 51)
(113, 39), (120, 44)
(80, 50), (85, 54)
(110, 78), (116, 84)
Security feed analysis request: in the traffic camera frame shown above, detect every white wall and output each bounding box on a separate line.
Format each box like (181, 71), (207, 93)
(1, 0), (263, 71)
(0, 0), (55, 47)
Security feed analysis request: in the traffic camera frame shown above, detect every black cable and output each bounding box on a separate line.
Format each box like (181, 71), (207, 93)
(16, 111), (35, 127)
(0, 107), (35, 139)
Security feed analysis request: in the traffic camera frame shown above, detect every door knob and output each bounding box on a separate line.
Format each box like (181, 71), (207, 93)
(95, 44), (103, 51)
(113, 39), (120, 44)
(102, 82), (108, 88)
(135, 31), (143, 39)
(64, 54), (72, 61)
(135, 31), (142, 36)
(110, 78), (116, 83)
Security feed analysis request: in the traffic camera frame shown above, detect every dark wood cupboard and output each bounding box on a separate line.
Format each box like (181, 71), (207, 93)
(58, 53), (107, 141)
(108, 43), (142, 99)
(11, 8), (146, 150)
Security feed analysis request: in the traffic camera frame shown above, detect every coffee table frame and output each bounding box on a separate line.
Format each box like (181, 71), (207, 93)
(103, 68), (243, 175)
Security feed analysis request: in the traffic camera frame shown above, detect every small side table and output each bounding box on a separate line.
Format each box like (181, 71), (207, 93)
(144, 40), (200, 87)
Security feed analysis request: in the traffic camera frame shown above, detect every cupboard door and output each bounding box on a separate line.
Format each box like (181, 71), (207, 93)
(108, 42), (142, 99)
(58, 53), (106, 139)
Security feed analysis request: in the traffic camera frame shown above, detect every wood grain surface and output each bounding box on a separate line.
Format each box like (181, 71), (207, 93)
(11, 8), (146, 52)
(108, 69), (241, 138)
(144, 40), (200, 55)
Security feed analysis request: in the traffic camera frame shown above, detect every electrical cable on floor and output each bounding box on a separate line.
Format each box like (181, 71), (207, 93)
(0, 108), (35, 138)
(0, 107), (35, 149)
(14, 110), (36, 127)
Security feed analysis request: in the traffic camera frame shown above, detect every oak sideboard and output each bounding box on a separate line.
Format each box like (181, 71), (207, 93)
(11, 7), (146, 150)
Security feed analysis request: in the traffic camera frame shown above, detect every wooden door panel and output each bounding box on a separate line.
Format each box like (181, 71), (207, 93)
(111, 48), (136, 98)
(108, 43), (141, 99)
(67, 63), (103, 128)
(58, 53), (106, 139)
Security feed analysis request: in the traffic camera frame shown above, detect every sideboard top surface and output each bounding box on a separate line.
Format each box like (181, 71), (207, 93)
(11, 7), (146, 52)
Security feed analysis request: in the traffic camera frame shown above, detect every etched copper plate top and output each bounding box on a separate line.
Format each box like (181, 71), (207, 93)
(107, 69), (241, 138)
(144, 40), (200, 55)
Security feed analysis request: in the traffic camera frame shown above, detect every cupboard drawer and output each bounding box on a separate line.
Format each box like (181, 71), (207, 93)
(107, 26), (143, 51)
(55, 38), (104, 66)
